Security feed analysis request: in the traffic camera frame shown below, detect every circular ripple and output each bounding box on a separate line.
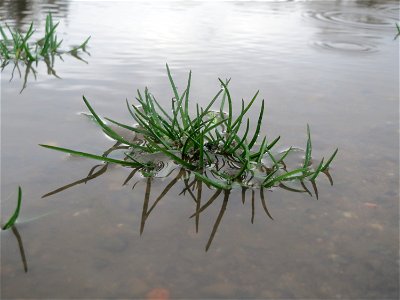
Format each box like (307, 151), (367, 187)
(304, 10), (397, 29)
(313, 40), (377, 53)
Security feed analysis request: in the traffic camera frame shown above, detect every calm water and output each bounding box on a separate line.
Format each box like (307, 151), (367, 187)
(1, 0), (399, 299)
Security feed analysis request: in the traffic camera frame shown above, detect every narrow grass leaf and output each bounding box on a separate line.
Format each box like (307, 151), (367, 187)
(2, 186), (22, 230)
(40, 144), (143, 167)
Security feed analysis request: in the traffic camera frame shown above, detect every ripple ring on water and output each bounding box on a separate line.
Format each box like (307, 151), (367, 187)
(303, 10), (398, 29)
(312, 40), (377, 53)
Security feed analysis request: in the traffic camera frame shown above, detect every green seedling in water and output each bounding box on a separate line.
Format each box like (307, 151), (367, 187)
(2, 186), (22, 230)
(41, 65), (338, 191)
(0, 12), (90, 65)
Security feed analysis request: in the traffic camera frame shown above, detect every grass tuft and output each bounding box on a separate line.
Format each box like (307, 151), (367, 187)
(40, 66), (338, 191)
(0, 13), (90, 66)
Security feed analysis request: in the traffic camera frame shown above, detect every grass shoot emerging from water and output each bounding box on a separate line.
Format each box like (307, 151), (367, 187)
(40, 65), (338, 190)
(2, 186), (22, 230)
(0, 12), (90, 65)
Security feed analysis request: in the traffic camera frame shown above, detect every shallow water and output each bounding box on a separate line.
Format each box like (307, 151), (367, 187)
(1, 0), (399, 299)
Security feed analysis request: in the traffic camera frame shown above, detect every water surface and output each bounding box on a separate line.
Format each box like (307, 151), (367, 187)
(1, 0), (399, 299)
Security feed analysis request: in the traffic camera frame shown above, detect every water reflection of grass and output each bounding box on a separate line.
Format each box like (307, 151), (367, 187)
(395, 23), (400, 39)
(41, 65), (338, 191)
(42, 142), (333, 251)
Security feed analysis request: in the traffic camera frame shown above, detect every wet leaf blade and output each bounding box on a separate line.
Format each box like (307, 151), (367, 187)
(2, 186), (22, 230)
(39, 144), (142, 167)
(321, 148), (338, 172)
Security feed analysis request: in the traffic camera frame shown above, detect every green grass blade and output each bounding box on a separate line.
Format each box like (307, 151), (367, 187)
(247, 99), (265, 149)
(198, 89), (223, 120)
(230, 118), (250, 153)
(231, 90), (259, 129)
(2, 186), (22, 230)
(257, 137), (268, 163)
(23, 43), (35, 61)
(192, 171), (231, 190)
(264, 148), (278, 166)
(147, 141), (195, 170)
(303, 124), (312, 171)
(310, 157), (325, 180)
(69, 36), (91, 52)
(218, 78), (233, 130)
(166, 63), (180, 104)
(199, 133), (205, 169)
(104, 117), (149, 136)
(40, 144), (143, 167)
(166, 64), (186, 130)
(321, 148), (338, 172)
(130, 104), (174, 146)
(218, 78), (231, 117)
(184, 70), (192, 127)
(264, 168), (308, 188)
(150, 94), (173, 122)
(276, 146), (292, 165)
(83, 96), (148, 150)
(223, 99), (245, 150)
(266, 135), (281, 150)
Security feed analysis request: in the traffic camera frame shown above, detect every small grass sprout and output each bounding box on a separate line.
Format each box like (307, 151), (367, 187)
(2, 186), (22, 230)
(41, 64), (338, 191)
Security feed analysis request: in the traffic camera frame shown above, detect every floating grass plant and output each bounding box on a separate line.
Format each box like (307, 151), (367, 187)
(0, 12), (90, 65)
(41, 64), (338, 191)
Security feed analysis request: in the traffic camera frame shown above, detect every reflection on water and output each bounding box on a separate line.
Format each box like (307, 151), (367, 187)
(10, 226), (28, 273)
(41, 140), (332, 252)
(2, 50), (89, 92)
(3, 56), (60, 93)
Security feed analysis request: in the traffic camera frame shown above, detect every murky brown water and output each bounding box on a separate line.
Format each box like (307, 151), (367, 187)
(1, 0), (399, 299)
